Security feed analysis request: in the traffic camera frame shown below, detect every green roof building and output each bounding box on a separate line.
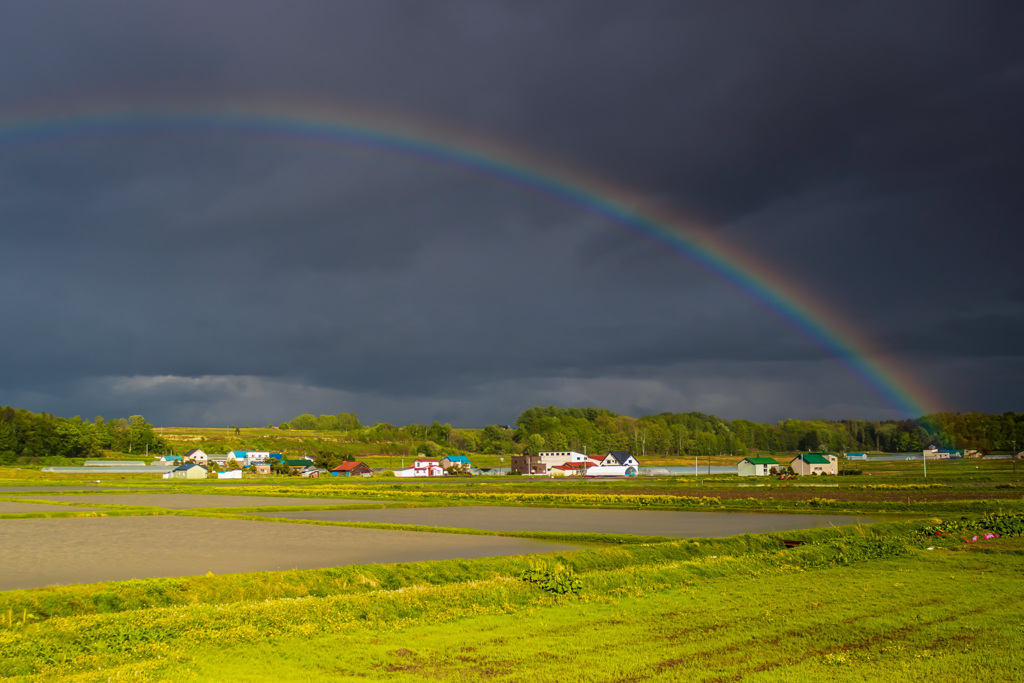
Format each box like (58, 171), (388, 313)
(737, 456), (780, 477)
(790, 453), (837, 475)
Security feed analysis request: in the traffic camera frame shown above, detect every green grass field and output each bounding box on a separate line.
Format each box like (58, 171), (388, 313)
(1, 528), (1021, 681)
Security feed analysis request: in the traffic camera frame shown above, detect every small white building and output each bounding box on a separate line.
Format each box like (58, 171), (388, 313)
(217, 470), (242, 479)
(585, 465), (638, 477)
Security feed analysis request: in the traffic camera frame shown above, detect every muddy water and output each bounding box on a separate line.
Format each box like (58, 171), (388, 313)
(256, 506), (878, 537)
(0, 516), (581, 590)
(7, 494), (387, 509)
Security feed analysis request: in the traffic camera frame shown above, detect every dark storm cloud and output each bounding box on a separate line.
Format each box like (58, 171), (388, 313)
(0, 2), (1021, 425)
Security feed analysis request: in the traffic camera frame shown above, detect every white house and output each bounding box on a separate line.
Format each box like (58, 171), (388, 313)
(393, 459), (445, 477)
(183, 448), (208, 465)
(600, 451), (640, 469)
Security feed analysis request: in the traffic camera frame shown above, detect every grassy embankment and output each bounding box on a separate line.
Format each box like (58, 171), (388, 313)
(0, 518), (1022, 681)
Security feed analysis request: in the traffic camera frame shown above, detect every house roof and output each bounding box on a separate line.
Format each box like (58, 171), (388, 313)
(446, 455), (471, 464)
(184, 448), (205, 457)
(744, 457), (779, 465)
(283, 459), (313, 467)
(331, 461), (368, 472)
(173, 463), (207, 471)
(795, 454), (831, 464)
(605, 451), (635, 465)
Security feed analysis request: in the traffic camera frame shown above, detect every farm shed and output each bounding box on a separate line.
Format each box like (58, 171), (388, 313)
(169, 464), (208, 479)
(585, 465), (638, 477)
(790, 453), (837, 476)
(331, 461), (373, 477)
(737, 457), (780, 477)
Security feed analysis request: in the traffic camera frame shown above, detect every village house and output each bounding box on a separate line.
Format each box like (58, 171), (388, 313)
(331, 461), (373, 477)
(282, 459), (315, 474)
(790, 453), (838, 476)
(737, 456), (780, 477)
(393, 459), (445, 477)
(600, 451), (640, 469)
(183, 448), (208, 465)
(228, 450), (272, 466)
(441, 455), (473, 471)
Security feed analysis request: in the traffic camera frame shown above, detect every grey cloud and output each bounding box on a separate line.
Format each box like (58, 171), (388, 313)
(0, 3), (1021, 424)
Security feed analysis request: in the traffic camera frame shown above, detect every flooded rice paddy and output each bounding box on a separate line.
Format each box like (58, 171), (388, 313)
(0, 516), (582, 590)
(0, 491), (878, 591)
(256, 506), (879, 537)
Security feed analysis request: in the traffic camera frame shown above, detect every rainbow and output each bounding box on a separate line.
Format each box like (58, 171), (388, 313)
(0, 102), (941, 417)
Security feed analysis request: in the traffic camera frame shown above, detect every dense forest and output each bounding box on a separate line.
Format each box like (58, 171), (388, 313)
(279, 407), (1023, 458)
(511, 407), (1024, 457)
(0, 407), (164, 464)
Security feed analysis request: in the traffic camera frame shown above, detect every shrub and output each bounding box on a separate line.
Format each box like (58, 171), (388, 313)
(520, 565), (582, 595)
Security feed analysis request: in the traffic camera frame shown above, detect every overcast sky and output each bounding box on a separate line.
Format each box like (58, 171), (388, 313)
(0, 2), (1021, 427)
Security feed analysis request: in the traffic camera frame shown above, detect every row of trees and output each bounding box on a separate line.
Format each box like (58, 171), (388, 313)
(0, 407), (165, 463)
(264, 406), (1024, 458)
(281, 413), (362, 431)
(8, 403), (1016, 464)
(511, 407), (1024, 457)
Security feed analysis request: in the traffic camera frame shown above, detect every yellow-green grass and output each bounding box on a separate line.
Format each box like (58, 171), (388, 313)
(2, 537), (1021, 682)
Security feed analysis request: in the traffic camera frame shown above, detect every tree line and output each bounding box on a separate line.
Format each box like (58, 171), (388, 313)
(0, 407), (165, 464)
(511, 406), (1024, 457)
